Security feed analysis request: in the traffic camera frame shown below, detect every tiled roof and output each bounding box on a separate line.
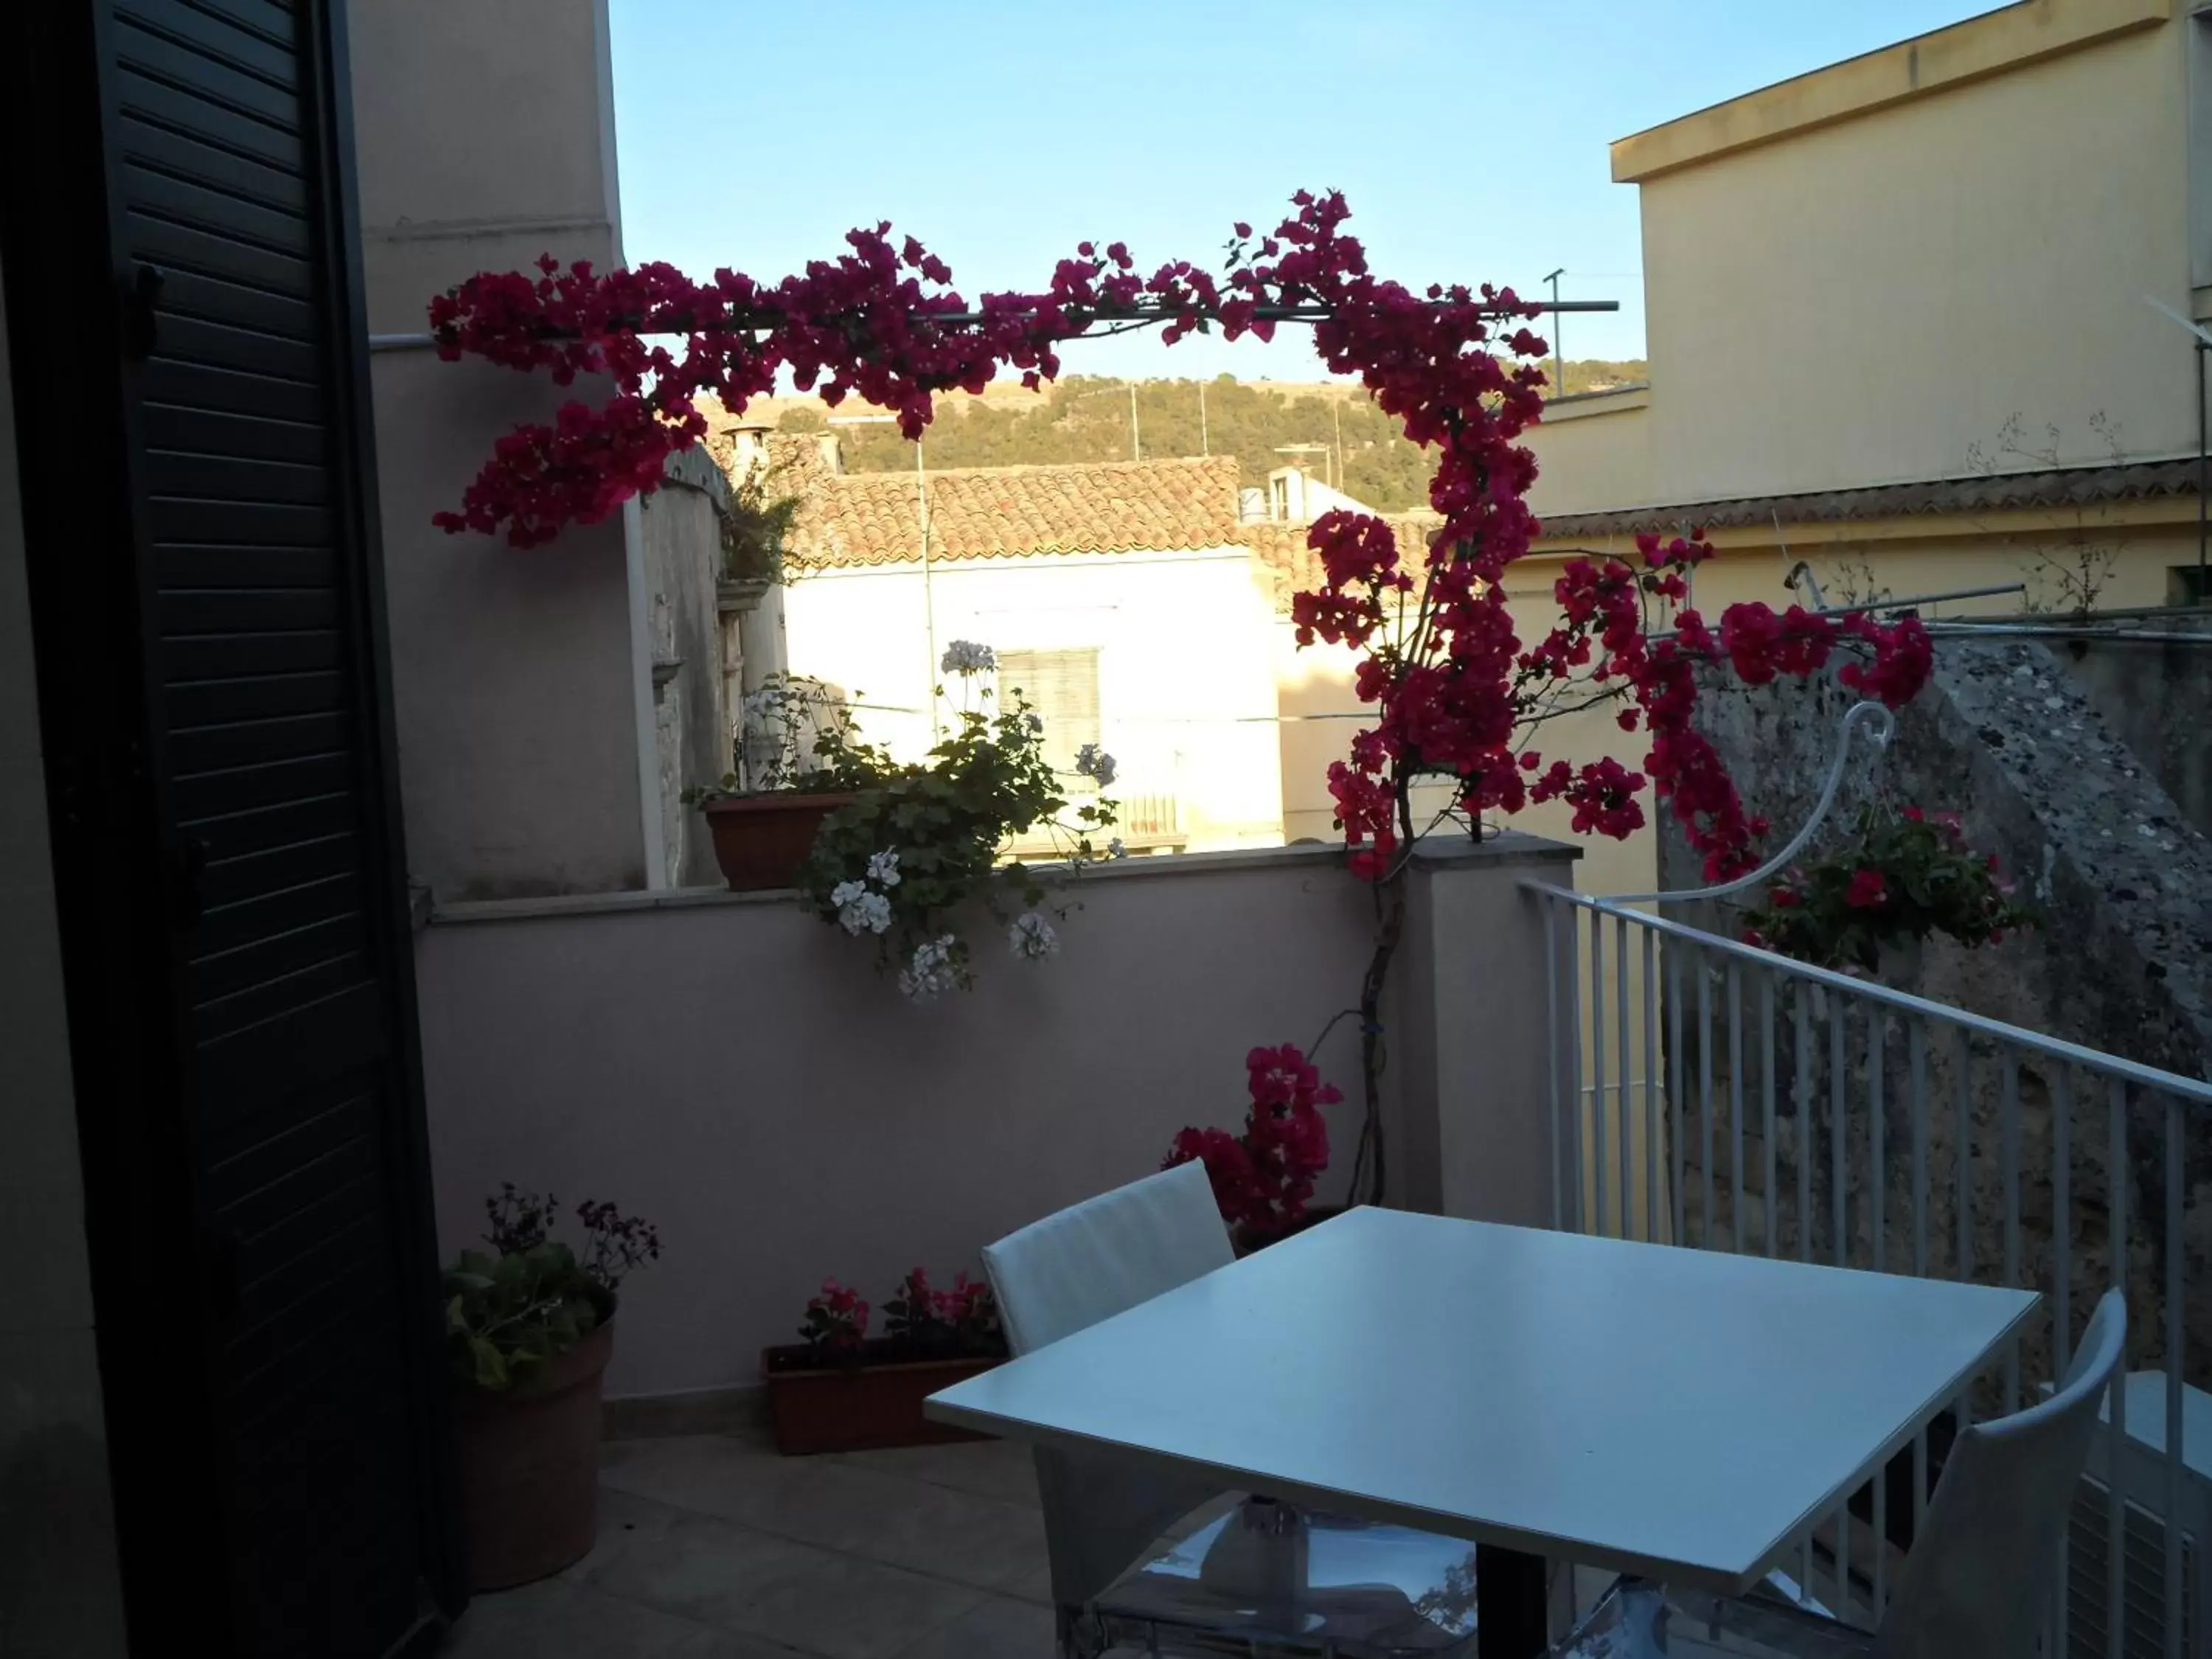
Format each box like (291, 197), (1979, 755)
(785, 456), (1244, 568)
(1535, 459), (2201, 542)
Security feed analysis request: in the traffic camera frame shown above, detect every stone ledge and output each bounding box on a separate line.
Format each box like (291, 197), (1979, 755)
(428, 831), (1581, 926)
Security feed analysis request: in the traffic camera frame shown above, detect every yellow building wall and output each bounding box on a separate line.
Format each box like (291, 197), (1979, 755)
(1526, 391), (1655, 522)
(1630, 8), (2193, 504)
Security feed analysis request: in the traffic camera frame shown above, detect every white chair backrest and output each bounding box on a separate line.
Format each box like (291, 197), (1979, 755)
(1879, 1288), (2127, 1659)
(983, 1160), (1234, 1357)
(981, 1162), (1237, 1612)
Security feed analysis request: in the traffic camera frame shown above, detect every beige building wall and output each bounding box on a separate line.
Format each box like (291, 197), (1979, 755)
(1526, 389), (1654, 522)
(351, 0), (656, 900)
(1625, 0), (2193, 505)
(781, 550), (1287, 850)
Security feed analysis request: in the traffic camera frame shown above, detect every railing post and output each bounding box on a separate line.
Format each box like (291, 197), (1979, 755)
(1403, 835), (1582, 1225)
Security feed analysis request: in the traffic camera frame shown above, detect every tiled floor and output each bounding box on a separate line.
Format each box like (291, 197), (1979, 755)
(444, 1428), (1057, 1659)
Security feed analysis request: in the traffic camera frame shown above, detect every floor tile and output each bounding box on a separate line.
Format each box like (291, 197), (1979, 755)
(720, 1554), (986, 1659)
(563, 1489), (693, 1584)
(583, 1512), (835, 1630)
(443, 1578), (723, 1659)
(832, 1440), (1041, 1509)
(846, 1478), (1048, 1596)
(888, 1593), (1056, 1659)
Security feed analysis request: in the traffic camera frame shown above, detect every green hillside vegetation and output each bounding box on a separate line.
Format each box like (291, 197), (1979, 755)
(779, 363), (1646, 515)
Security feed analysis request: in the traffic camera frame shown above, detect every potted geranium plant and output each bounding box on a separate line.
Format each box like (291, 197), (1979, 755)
(760, 1268), (1006, 1455)
(444, 1186), (660, 1590)
(1739, 803), (2036, 976)
(801, 641), (1121, 998)
(1164, 1043), (1343, 1253)
(682, 672), (893, 891)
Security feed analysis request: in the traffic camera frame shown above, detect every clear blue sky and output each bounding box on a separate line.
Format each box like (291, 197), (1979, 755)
(608, 0), (1990, 380)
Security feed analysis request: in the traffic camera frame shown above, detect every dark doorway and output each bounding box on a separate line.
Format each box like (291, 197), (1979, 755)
(1, 1), (457, 1653)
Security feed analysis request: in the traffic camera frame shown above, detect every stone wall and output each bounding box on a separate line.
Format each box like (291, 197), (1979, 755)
(640, 450), (741, 888)
(1657, 639), (2212, 1388)
(2056, 612), (2212, 842)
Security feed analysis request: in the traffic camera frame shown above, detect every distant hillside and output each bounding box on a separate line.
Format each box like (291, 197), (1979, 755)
(769, 363), (1646, 515)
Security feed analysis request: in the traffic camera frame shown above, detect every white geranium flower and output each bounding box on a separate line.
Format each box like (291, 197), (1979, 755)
(866, 849), (902, 888)
(832, 880), (892, 936)
(940, 640), (996, 676)
(1007, 911), (1060, 961)
(897, 934), (961, 1001)
(1108, 837), (1126, 858)
(1074, 743), (1117, 787)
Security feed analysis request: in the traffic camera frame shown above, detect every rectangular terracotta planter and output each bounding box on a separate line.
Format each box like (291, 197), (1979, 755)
(760, 1347), (1003, 1456)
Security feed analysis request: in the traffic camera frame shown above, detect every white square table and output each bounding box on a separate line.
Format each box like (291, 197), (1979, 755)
(927, 1206), (2039, 1655)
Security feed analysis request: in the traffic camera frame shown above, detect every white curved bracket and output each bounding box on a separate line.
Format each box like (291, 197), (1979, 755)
(1607, 699), (1895, 905)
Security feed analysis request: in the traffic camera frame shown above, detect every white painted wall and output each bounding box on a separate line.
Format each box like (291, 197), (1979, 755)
(782, 549), (1288, 849)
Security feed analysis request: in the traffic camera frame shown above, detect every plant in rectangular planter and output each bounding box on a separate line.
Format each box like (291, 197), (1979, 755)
(681, 673), (895, 892)
(762, 1269), (1009, 1456)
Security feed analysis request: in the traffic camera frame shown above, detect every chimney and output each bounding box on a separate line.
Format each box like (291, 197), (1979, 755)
(815, 433), (845, 476)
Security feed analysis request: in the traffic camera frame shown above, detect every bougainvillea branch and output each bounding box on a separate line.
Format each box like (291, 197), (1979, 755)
(430, 190), (1934, 1203)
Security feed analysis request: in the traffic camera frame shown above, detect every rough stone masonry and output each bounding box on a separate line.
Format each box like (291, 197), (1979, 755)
(1656, 637), (2212, 1390)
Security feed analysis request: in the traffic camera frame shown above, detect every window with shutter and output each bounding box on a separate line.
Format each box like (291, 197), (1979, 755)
(999, 648), (1100, 779)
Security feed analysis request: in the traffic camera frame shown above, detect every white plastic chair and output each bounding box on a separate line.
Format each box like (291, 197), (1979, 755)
(1552, 1287), (2129, 1659)
(983, 1163), (1484, 1658)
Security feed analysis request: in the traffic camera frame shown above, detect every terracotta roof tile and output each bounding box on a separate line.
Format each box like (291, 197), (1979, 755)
(786, 456), (1244, 568)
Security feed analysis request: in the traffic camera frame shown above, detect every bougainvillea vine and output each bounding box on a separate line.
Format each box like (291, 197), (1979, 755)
(430, 189), (1934, 1202)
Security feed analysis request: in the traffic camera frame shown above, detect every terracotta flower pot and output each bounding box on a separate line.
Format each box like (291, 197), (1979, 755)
(450, 1319), (614, 1591)
(760, 1343), (1003, 1456)
(701, 793), (858, 891)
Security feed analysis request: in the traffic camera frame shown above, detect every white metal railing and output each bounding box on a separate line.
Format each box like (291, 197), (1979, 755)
(1526, 879), (2211, 1659)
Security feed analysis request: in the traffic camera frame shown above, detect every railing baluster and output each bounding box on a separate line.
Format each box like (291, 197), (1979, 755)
(1669, 936), (1686, 1248)
(2107, 1074), (2128, 1659)
(1644, 927), (1660, 1244)
(2165, 1091), (2183, 1659)
(1615, 914), (1633, 1242)
(2052, 1062), (2073, 1659)
(1761, 971), (1777, 1256)
(1591, 918), (1608, 1239)
(2002, 1048), (2021, 1412)
(1955, 1027), (1972, 1285)
(1871, 1009), (1887, 1275)
(1545, 897), (1562, 1232)
(1700, 957), (1715, 1250)
(1910, 1020), (1929, 1543)
(1562, 908), (1583, 1236)
(1729, 961), (1745, 1253)
(1796, 991), (1812, 1263)
(1831, 994), (1847, 1270)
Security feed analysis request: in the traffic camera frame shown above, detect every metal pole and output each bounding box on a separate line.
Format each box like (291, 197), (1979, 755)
(2197, 340), (2206, 589)
(1332, 400), (1343, 493)
(1198, 380), (1208, 456)
(917, 440), (939, 740)
(1544, 268), (1566, 397)
(1127, 382), (1141, 462)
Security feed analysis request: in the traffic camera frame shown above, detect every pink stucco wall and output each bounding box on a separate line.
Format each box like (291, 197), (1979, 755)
(415, 838), (1576, 1399)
